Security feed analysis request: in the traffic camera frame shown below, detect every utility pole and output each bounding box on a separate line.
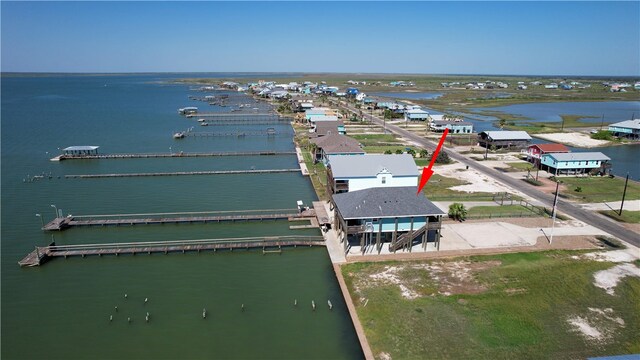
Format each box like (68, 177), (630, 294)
(550, 180), (560, 244)
(600, 114), (604, 131)
(619, 172), (629, 216)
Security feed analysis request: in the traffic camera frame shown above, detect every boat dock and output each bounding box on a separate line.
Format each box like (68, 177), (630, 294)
(183, 130), (292, 137)
(18, 235), (325, 267)
(186, 113), (276, 118)
(64, 168), (301, 179)
(194, 120), (290, 126)
(51, 151), (296, 161)
(42, 207), (319, 231)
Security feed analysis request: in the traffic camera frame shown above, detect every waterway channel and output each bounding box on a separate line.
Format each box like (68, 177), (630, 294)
(1, 74), (363, 359)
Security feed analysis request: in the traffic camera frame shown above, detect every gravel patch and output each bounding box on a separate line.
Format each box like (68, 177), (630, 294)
(593, 263), (640, 295)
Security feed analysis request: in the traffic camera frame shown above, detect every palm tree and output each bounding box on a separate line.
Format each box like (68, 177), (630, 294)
(448, 203), (467, 221)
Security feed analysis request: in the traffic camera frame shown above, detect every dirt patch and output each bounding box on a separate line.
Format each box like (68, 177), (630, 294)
(535, 132), (610, 148)
(593, 263), (640, 295)
(356, 260), (501, 299)
(584, 250), (639, 263)
(567, 307), (626, 343)
(378, 352), (392, 360)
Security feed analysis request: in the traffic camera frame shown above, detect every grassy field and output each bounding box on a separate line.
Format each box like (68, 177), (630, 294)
(555, 176), (640, 203)
(598, 210), (640, 224)
(422, 174), (497, 200)
(342, 251), (640, 359)
(504, 161), (535, 172)
(467, 204), (543, 218)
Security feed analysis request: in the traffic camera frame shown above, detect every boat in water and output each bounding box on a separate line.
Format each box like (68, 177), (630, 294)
(173, 132), (185, 139)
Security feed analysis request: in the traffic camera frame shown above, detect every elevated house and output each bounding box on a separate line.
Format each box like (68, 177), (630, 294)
(310, 134), (364, 164)
(310, 121), (345, 138)
(608, 119), (640, 140)
(430, 121), (473, 134)
(404, 109), (430, 121)
(326, 154), (418, 194)
(332, 186), (446, 254)
(478, 131), (532, 149)
(540, 152), (611, 176)
(525, 143), (570, 167)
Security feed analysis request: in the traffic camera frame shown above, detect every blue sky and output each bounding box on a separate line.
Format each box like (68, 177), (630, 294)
(1, 1), (639, 76)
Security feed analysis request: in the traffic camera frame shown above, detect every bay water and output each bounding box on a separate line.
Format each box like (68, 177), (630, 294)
(1, 74), (362, 359)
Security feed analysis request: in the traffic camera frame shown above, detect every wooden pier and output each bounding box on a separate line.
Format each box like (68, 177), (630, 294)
(52, 151), (296, 161)
(183, 131), (292, 137)
(18, 236), (325, 267)
(64, 168), (301, 179)
(42, 208), (311, 231)
(186, 113), (276, 118)
(195, 120), (290, 126)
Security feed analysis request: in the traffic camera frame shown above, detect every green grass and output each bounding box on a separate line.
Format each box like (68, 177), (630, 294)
(342, 251), (640, 359)
(422, 173), (496, 200)
(300, 148), (329, 201)
(504, 161), (535, 172)
(555, 176), (640, 203)
(467, 204), (542, 218)
(362, 145), (413, 154)
(598, 210), (640, 224)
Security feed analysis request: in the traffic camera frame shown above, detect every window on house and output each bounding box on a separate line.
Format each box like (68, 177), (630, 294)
(381, 176), (386, 184)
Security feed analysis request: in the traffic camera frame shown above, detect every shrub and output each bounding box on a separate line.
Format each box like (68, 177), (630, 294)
(395, 149), (403, 154)
(407, 149), (416, 157)
(591, 130), (613, 140)
(448, 203), (467, 221)
(433, 151), (451, 164)
(384, 150), (393, 154)
(575, 186), (583, 192)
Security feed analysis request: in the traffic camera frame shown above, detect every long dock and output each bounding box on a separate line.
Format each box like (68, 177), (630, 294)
(42, 208), (315, 231)
(18, 236), (325, 267)
(65, 168), (301, 178)
(51, 151), (296, 161)
(186, 113), (276, 118)
(195, 120), (290, 126)
(183, 131), (292, 137)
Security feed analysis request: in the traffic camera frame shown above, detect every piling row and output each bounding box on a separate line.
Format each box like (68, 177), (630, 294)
(65, 169), (301, 178)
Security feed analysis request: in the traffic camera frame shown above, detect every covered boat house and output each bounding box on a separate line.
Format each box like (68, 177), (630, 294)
(62, 146), (100, 157)
(332, 186), (445, 254)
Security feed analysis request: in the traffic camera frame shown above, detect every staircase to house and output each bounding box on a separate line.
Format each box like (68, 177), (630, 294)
(388, 224), (428, 252)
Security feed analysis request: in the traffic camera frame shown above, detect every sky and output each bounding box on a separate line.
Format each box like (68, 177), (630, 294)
(1, 1), (639, 76)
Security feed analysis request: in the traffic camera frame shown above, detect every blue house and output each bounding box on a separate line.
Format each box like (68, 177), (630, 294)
(332, 186), (445, 254)
(346, 87), (359, 96)
(404, 109), (430, 121)
(608, 119), (640, 140)
(540, 152), (611, 175)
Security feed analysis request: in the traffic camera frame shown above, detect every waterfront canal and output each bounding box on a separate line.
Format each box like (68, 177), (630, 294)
(1, 74), (363, 359)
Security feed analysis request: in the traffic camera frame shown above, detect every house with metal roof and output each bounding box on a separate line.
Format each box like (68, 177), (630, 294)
(404, 109), (430, 121)
(326, 154), (418, 194)
(608, 119), (640, 140)
(430, 121), (474, 134)
(525, 143), (571, 166)
(478, 131), (532, 149)
(540, 152), (611, 176)
(309, 134), (364, 164)
(332, 186), (446, 254)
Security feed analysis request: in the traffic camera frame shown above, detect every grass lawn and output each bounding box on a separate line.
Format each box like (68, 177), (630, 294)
(362, 144), (416, 154)
(422, 174), (496, 200)
(505, 161), (535, 172)
(342, 251), (640, 359)
(555, 176), (640, 203)
(467, 204), (543, 218)
(598, 210), (640, 224)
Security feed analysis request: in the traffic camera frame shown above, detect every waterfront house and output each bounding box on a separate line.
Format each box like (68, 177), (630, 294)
(478, 131), (532, 149)
(430, 121), (473, 134)
(608, 119), (640, 140)
(404, 109), (430, 121)
(326, 154), (418, 194)
(526, 143), (570, 167)
(310, 134), (364, 164)
(310, 121), (346, 138)
(540, 152), (611, 176)
(332, 186), (446, 254)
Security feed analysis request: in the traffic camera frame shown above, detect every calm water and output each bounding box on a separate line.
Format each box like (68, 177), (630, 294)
(372, 91), (443, 100)
(1, 74), (362, 359)
(471, 101), (640, 123)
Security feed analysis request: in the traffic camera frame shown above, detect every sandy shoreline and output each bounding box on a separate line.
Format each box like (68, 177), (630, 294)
(533, 132), (611, 148)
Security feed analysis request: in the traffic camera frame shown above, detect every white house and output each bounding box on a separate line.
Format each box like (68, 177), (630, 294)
(326, 154), (418, 194)
(404, 109), (430, 121)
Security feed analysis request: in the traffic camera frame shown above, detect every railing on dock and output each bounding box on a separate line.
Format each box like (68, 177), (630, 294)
(53, 151), (296, 161)
(18, 235), (325, 267)
(64, 168), (301, 178)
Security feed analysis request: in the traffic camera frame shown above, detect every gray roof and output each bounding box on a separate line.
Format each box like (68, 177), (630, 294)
(333, 186), (445, 219)
(328, 154), (418, 178)
(545, 152), (610, 162)
(432, 120), (473, 126)
(310, 134), (364, 155)
(314, 121), (344, 136)
(609, 119), (640, 130)
(481, 131), (532, 140)
(63, 146), (99, 151)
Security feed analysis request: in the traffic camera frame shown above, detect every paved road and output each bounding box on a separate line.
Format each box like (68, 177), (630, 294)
(337, 101), (639, 247)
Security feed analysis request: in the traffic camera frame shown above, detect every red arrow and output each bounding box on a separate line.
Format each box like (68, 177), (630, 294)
(417, 128), (449, 194)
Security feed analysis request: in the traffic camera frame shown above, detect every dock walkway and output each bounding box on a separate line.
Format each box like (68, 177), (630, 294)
(52, 151), (296, 161)
(65, 169), (300, 178)
(18, 236), (325, 267)
(42, 208), (309, 231)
